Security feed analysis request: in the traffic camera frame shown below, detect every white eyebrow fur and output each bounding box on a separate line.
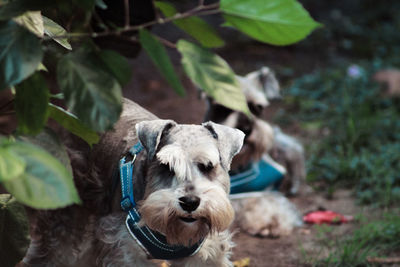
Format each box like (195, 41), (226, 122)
(156, 143), (219, 181)
(156, 145), (191, 181)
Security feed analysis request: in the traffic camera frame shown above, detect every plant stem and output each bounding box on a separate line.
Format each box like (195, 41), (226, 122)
(155, 35), (177, 49)
(44, 3), (220, 41)
(124, 0), (130, 29)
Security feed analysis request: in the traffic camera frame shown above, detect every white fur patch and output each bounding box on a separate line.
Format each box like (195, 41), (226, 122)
(236, 76), (269, 107)
(222, 113), (240, 129)
(157, 144), (191, 181)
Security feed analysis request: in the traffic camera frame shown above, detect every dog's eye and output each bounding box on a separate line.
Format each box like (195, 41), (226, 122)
(198, 162), (214, 174)
(248, 102), (264, 116)
(160, 163), (175, 177)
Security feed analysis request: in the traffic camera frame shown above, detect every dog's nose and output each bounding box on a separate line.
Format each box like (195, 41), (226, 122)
(179, 196), (200, 212)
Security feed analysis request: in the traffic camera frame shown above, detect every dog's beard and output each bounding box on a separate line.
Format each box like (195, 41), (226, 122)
(138, 187), (234, 246)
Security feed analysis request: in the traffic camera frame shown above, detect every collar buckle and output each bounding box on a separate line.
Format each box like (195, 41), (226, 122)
(120, 197), (133, 212)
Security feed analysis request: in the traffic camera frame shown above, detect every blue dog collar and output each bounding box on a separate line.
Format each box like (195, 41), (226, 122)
(119, 142), (204, 260)
(230, 154), (285, 194)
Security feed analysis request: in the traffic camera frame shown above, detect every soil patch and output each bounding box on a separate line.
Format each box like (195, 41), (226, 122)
(231, 189), (359, 267)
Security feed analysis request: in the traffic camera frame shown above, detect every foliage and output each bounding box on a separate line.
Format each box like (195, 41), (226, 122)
(278, 60), (400, 206)
(299, 0), (400, 59)
(221, 0), (321, 45)
(0, 0), (320, 208)
(139, 28), (185, 96)
(0, 20), (43, 90)
(15, 72), (49, 135)
(57, 47), (124, 132)
(177, 40), (251, 116)
(1, 135), (80, 209)
(155, 1), (224, 48)
(307, 213), (400, 267)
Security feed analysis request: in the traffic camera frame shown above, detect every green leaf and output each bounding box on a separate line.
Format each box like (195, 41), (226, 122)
(139, 29), (185, 96)
(0, 0), (55, 21)
(177, 40), (250, 116)
(48, 103), (100, 146)
(37, 62), (48, 72)
(15, 72), (49, 135)
(98, 50), (132, 87)
(43, 16), (72, 50)
(20, 128), (73, 174)
(0, 139), (25, 182)
(95, 0), (107, 9)
(155, 1), (224, 48)
(0, 20), (43, 90)
(220, 0), (322, 45)
(13, 11), (44, 37)
(57, 48), (123, 132)
(2, 139), (81, 209)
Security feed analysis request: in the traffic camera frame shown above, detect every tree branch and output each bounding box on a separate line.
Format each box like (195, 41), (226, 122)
(44, 2), (221, 41)
(124, 0), (130, 28)
(155, 35), (177, 49)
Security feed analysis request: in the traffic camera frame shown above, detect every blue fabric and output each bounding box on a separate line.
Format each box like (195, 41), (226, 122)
(119, 142), (143, 210)
(125, 212), (203, 260)
(230, 157), (284, 194)
(119, 142), (204, 260)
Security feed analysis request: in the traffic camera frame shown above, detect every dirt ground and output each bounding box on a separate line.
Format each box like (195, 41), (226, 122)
(230, 189), (360, 267)
(125, 48), (360, 267)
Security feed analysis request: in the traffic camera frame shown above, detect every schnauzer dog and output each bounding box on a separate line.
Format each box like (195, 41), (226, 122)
(20, 99), (244, 266)
(205, 66), (306, 195)
(204, 67), (303, 237)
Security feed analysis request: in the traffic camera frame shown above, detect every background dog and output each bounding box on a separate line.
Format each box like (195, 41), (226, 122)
(204, 67), (304, 237)
(205, 66), (306, 195)
(20, 99), (244, 266)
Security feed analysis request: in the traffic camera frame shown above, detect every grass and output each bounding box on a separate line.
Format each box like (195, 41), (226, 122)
(301, 213), (400, 267)
(275, 59), (400, 207)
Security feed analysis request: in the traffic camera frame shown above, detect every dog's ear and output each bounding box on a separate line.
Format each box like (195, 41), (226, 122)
(257, 67), (281, 100)
(136, 119), (177, 159)
(202, 121), (245, 170)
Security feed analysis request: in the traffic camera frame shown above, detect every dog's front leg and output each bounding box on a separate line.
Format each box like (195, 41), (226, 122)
(169, 231), (234, 267)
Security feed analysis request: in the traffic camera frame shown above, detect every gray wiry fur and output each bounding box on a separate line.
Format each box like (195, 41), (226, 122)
(20, 98), (244, 267)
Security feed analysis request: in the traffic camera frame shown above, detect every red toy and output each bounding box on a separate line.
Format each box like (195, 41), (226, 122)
(303, 210), (353, 224)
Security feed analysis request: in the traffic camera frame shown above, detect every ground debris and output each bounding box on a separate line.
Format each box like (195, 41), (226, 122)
(234, 257), (250, 267)
(367, 257), (400, 264)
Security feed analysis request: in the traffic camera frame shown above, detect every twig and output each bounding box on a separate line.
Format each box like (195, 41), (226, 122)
(367, 257), (400, 264)
(124, 0), (130, 29)
(155, 35), (176, 49)
(44, 2), (220, 41)
(153, 0), (162, 21)
(196, 8), (220, 17)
